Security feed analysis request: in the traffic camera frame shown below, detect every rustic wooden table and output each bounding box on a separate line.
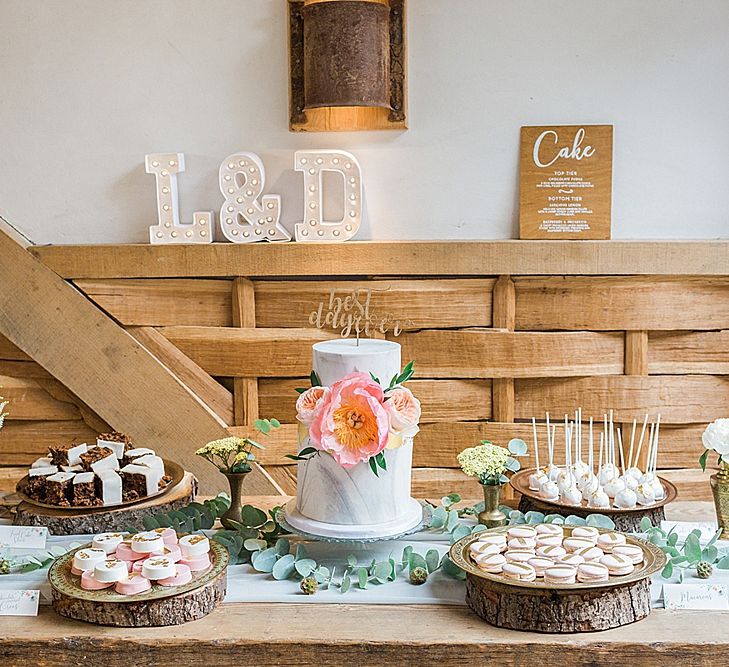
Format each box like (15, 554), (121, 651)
(2, 500), (726, 666)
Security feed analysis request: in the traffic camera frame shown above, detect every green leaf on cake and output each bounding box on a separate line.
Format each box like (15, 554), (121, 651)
(295, 387), (307, 394)
(369, 457), (380, 477)
(375, 452), (387, 471)
(310, 370), (322, 387)
(699, 449), (710, 471)
(369, 372), (381, 384)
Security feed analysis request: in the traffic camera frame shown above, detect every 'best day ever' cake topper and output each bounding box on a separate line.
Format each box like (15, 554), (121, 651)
(309, 287), (413, 340)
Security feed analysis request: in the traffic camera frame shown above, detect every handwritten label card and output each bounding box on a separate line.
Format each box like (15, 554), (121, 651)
(519, 124), (613, 239)
(0, 526), (47, 549)
(663, 583), (729, 611)
(0, 590), (40, 616)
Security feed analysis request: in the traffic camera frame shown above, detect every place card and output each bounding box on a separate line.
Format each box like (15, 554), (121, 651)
(0, 590), (40, 616)
(0, 526), (48, 549)
(663, 583), (729, 611)
(519, 124), (613, 239)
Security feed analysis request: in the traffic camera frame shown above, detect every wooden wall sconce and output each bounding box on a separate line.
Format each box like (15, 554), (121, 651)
(288, 0), (407, 132)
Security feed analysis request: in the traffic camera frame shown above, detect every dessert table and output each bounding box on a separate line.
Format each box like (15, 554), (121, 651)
(2, 498), (728, 666)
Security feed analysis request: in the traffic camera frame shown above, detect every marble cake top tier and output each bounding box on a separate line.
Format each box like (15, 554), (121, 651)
(312, 338), (400, 388)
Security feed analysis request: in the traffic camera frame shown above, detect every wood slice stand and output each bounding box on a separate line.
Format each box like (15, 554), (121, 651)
(13, 473), (197, 535)
(50, 567), (227, 627)
(466, 573), (651, 633)
(517, 494), (665, 533)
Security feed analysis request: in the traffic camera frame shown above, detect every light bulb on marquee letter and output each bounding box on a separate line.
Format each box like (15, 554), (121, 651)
(294, 150), (362, 242)
(218, 153), (291, 243)
(146, 153), (212, 244)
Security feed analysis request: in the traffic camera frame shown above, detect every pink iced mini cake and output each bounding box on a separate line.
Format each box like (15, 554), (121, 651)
(115, 572), (153, 595)
(80, 570), (114, 590)
(161, 544), (182, 563)
(179, 553), (211, 572)
(158, 563), (193, 587)
(115, 541), (150, 562)
(152, 527), (178, 547)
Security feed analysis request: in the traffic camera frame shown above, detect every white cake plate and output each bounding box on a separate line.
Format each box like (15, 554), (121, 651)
(277, 500), (433, 544)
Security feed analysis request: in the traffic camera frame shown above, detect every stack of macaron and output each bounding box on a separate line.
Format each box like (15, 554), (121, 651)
(71, 528), (212, 595)
(468, 525), (644, 586)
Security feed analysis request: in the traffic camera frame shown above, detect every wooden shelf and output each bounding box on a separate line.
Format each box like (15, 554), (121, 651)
(30, 240), (729, 279)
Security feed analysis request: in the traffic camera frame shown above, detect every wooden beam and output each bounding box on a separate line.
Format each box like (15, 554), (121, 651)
(231, 278), (259, 426)
(30, 240), (729, 279)
(492, 276), (515, 422)
(0, 230), (278, 495)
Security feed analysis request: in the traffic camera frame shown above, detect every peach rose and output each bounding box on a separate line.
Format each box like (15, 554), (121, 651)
(296, 386), (330, 425)
(309, 373), (389, 467)
(384, 386), (421, 439)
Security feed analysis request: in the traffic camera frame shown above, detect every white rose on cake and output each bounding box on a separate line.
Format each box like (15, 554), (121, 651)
(296, 386), (330, 425)
(384, 386), (421, 439)
(703, 418), (729, 458)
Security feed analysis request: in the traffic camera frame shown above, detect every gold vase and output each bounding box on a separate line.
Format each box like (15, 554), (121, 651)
(477, 483), (507, 528)
(221, 472), (249, 529)
(711, 463), (729, 539)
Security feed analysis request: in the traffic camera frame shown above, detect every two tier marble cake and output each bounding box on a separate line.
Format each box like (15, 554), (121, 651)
(284, 338), (423, 539)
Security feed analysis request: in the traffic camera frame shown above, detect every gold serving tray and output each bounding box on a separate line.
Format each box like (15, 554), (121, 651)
(48, 539), (228, 603)
(449, 525), (666, 591)
(16, 459), (184, 512)
(510, 468), (678, 515)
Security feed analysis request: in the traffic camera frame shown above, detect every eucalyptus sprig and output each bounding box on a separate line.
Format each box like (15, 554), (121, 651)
(211, 504), (290, 564)
(138, 493), (231, 534)
(639, 517), (729, 581)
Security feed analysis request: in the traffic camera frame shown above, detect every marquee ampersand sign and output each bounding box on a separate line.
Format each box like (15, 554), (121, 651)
(146, 153), (213, 244)
(294, 150), (362, 242)
(218, 152), (291, 243)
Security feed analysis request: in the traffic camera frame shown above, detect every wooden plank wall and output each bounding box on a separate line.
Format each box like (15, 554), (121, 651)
(4, 242), (728, 502)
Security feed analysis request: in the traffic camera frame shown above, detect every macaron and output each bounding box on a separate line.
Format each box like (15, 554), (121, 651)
(597, 532), (627, 553)
(475, 533), (508, 550)
(504, 550), (534, 564)
(563, 537), (594, 553)
(544, 565), (577, 585)
(152, 526), (178, 546)
(93, 558), (129, 583)
(507, 526), (538, 540)
(570, 526), (600, 544)
(72, 548), (107, 573)
(501, 562), (537, 582)
(131, 531), (165, 554)
(507, 537), (537, 552)
(475, 553), (506, 573)
(141, 556), (177, 580)
(574, 546), (604, 562)
(115, 541), (150, 562)
(180, 553), (211, 572)
(536, 545), (567, 560)
(577, 562), (610, 583)
(558, 553), (586, 568)
(80, 570), (114, 590)
(527, 556), (554, 577)
(115, 572), (153, 595)
(536, 534), (563, 548)
(535, 524), (564, 537)
(92, 532), (126, 554)
(600, 553), (635, 576)
(179, 534), (210, 559)
(470, 541), (502, 558)
(158, 563), (193, 587)
(613, 544), (644, 565)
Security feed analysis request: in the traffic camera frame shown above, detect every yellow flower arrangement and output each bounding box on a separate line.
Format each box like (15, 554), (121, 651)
(196, 418), (280, 474)
(457, 439), (527, 486)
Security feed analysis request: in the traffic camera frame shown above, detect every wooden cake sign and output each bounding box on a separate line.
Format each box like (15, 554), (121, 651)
(519, 124), (613, 240)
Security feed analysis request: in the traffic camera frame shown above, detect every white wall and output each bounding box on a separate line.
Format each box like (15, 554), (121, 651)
(1, 0), (727, 244)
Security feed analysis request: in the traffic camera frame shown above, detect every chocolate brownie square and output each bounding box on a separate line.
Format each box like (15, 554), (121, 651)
(72, 472), (101, 507)
(48, 442), (87, 467)
(45, 472), (75, 506)
(79, 446), (117, 473)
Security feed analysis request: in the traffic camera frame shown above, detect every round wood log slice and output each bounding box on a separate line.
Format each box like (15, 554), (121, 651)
(13, 473), (197, 535)
(51, 567), (226, 627)
(466, 573), (652, 633)
(518, 494), (666, 533)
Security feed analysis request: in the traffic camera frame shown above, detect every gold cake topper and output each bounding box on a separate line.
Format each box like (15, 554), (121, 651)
(309, 287), (413, 340)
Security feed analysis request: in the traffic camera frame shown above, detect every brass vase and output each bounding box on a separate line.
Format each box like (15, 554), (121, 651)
(477, 483), (507, 528)
(711, 463), (729, 539)
(221, 472), (248, 529)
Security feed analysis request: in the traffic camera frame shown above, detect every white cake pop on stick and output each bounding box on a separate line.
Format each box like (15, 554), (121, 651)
(649, 415), (665, 499)
(578, 417), (598, 492)
(625, 418), (642, 480)
(544, 412), (559, 481)
(630, 413), (649, 479)
(599, 413), (617, 484)
(588, 433), (610, 508)
(614, 427), (638, 508)
(557, 418), (574, 492)
(529, 417), (547, 491)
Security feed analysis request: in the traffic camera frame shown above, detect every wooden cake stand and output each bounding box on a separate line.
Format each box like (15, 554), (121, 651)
(510, 468), (678, 532)
(13, 466), (196, 535)
(49, 540), (228, 627)
(450, 527), (666, 633)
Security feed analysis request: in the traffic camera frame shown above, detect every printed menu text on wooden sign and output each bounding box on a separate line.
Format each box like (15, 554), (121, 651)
(519, 124), (613, 239)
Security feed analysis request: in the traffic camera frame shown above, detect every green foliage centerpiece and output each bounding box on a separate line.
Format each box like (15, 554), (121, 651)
(457, 439), (527, 528)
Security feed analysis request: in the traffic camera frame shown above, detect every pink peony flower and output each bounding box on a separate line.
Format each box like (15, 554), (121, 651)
(385, 386), (421, 439)
(296, 386), (330, 425)
(309, 373), (389, 467)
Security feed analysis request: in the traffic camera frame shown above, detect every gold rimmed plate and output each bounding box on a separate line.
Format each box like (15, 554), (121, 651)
(16, 459), (184, 512)
(48, 539), (229, 603)
(449, 525), (666, 591)
(510, 468), (678, 515)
